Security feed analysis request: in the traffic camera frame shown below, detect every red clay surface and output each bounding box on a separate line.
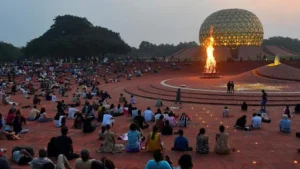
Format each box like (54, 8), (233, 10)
(2, 61), (300, 169)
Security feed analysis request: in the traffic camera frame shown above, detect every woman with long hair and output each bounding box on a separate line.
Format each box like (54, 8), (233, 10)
(196, 128), (209, 154)
(179, 113), (188, 127)
(38, 107), (53, 122)
(145, 125), (163, 152)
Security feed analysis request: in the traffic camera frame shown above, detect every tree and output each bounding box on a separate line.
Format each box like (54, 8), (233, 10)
(23, 15), (130, 58)
(0, 41), (22, 61)
(263, 36), (300, 53)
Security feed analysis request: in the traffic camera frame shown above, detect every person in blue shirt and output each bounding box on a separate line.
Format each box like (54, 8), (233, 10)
(280, 114), (291, 133)
(171, 129), (193, 151)
(145, 150), (172, 169)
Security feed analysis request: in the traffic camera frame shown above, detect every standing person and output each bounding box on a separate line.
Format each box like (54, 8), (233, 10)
(175, 88), (181, 104)
(231, 81), (235, 93)
(227, 81), (231, 94)
(261, 90), (267, 110)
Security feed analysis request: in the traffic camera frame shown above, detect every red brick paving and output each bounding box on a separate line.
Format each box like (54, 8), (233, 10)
(2, 62), (300, 169)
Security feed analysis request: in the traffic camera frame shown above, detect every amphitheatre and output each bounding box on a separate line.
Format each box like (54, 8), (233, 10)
(2, 8), (300, 169)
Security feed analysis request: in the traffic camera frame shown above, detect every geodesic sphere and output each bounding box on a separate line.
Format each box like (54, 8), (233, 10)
(199, 8), (264, 49)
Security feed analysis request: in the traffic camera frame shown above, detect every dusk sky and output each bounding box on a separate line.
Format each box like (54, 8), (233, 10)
(1, 0), (300, 47)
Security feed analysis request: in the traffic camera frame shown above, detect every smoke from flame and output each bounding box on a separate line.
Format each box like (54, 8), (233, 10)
(204, 26), (216, 74)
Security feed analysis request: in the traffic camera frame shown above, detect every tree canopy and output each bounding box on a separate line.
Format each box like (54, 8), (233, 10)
(263, 36), (300, 53)
(23, 15), (131, 58)
(0, 42), (22, 62)
(129, 41), (199, 58)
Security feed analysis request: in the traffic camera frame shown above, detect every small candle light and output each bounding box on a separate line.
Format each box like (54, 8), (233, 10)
(255, 142), (258, 145)
(203, 108), (206, 110)
(199, 117), (202, 120)
(202, 121), (205, 123)
(252, 161), (257, 164)
(196, 114), (198, 116)
(234, 130), (237, 132)
(294, 160), (298, 164)
(226, 126), (229, 128)
(215, 118), (218, 120)
(237, 150), (240, 153)
(206, 125), (209, 127)
(207, 111), (209, 113)
(220, 122), (223, 124)
(210, 114), (213, 117)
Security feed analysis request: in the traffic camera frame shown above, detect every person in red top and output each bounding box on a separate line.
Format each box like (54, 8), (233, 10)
(5, 109), (15, 125)
(156, 115), (165, 131)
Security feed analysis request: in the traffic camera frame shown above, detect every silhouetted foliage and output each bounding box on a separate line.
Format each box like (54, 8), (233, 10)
(263, 36), (300, 53)
(0, 42), (22, 61)
(23, 15), (131, 58)
(129, 41), (199, 58)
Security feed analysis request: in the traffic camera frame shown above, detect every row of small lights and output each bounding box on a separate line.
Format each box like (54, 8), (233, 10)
(192, 107), (298, 165)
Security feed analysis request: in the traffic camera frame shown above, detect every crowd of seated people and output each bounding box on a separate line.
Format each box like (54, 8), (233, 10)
(3, 60), (300, 168)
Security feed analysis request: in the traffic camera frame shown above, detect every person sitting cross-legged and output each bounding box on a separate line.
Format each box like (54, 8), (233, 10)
(196, 128), (209, 154)
(126, 123), (141, 152)
(55, 126), (79, 160)
(134, 110), (149, 130)
(234, 115), (250, 131)
(241, 101), (248, 111)
(171, 129), (193, 151)
(251, 113), (262, 129)
(215, 125), (230, 155)
(144, 107), (154, 122)
(30, 149), (53, 169)
(161, 120), (173, 136)
(280, 114), (291, 133)
(75, 149), (95, 169)
(145, 150), (172, 169)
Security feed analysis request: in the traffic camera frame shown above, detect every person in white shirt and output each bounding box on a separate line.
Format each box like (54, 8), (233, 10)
(51, 93), (57, 102)
(102, 112), (114, 127)
(68, 105), (79, 119)
(144, 107), (154, 122)
(251, 113), (262, 129)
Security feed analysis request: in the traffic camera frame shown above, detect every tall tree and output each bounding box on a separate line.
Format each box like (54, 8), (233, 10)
(0, 42), (22, 61)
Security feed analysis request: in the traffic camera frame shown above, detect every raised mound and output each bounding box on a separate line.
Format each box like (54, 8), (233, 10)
(256, 63), (300, 81)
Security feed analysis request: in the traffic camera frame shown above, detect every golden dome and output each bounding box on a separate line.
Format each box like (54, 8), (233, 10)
(199, 9), (264, 48)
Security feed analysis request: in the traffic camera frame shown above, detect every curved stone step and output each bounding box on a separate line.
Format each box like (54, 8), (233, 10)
(125, 86), (298, 106)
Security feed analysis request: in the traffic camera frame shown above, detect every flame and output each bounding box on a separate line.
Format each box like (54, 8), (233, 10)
(204, 26), (216, 73)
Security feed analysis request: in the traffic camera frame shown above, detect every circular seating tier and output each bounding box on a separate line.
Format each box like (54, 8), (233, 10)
(124, 83), (300, 106)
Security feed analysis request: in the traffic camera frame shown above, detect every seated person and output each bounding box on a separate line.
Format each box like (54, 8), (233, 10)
(145, 150), (172, 169)
(116, 104), (124, 114)
(241, 101), (248, 111)
(55, 127), (79, 160)
(251, 113), (262, 129)
(130, 95), (136, 104)
(166, 112), (176, 126)
(73, 113), (84, 129)
(118, 93), (126, 103)
(223, 106), (232, 117)
(155, 98), (163, 107)
(51, 93), (57, 102)
(283, 106), (293, 118)
(0, 123), (20, 140)
(257, 109), (271, 123)
(12, 148), (33, 165)
(171, 129), (193, 151)
(38, 107), (53, 122)
(27, 106), (40, 121)
(134, 110), (149, 129)
(234, 115), (250, 131)
(161, 120), (173, 135)
(126, 123), (141, 152)
(102, 112), (114, 127)
(215, 125), (230, 155)
(155, 115), (165, 131)
(179, 113), (188, 127)
(143, 107), (154, 122)
(54, 112), (66, 128)
(47, 137), (57, 157)
(295, 104), (300, 114)
(30, 149), (53, 169)
(280, 114), (291, 133)
(75, 149), (95, 169)
(196, 128), (209, 154)
(67, 105), (79, 119)
(33, 95), (41, 105)
(83, 115), (96, 133)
